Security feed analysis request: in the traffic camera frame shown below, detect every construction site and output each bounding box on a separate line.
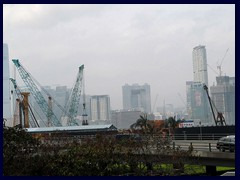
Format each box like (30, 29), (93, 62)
(8, 59), (118, 137)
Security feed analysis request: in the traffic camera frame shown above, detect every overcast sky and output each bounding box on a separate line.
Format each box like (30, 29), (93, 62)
(3, 4), (235, 110)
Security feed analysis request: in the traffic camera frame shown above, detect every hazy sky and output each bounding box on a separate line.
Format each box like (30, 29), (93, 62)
(3, 4), (235, 110)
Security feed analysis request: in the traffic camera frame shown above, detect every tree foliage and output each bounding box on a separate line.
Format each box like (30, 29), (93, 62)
(3, 123), (40, 175)
(130, 114), (157, 135)
(3, 119), (196, 176)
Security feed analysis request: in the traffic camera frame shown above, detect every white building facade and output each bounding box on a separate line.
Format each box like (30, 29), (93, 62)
(90, 95), (111, 123)
(186, 45), (211, 125)
(192, 45), (208, 86)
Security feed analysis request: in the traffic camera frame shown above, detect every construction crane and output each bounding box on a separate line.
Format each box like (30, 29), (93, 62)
(10, 78), (39, 128)
(203, 84), (226, 126)
(217, 48), (229, 77)
(177, 93), (187, 107)
(12, 59), (62, 127)
(64, 65), (84, 126)
(152, 94), (158, 113)
(81, 71), (88, 125)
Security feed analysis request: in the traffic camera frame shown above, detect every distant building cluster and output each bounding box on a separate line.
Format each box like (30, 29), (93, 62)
(186, 45), (235, 126)
(3, 43), (235, 129)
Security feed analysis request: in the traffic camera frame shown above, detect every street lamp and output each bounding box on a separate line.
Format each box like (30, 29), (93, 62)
(199, 121), (202, 140)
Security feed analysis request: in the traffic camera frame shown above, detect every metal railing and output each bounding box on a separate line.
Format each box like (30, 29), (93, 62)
(172, 133), (234, 141)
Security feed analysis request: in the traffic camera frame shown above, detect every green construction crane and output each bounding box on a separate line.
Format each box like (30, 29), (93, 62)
(12, 59), (62, 127)
(64, 65), (84, 126)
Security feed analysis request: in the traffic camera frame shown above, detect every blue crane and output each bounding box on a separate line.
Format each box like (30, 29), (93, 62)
(12, 59), (62, 127)
(64, 65), (84, 126)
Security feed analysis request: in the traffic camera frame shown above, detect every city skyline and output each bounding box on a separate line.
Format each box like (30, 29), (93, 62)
(3, 4), (235, 110)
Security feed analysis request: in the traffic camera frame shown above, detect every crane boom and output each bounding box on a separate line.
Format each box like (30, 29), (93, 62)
(12, 59), (62, 127)
(217, 48), (229, 76)
(152, 94), (158, 113)
(10, 78), (23, 101)
(64, 65), (84, 126)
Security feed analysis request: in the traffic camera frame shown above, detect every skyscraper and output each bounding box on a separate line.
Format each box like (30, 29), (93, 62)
(122, 83), (151, 113)
(186, 45), (211, 125)
(3, 43), (12, 120)
(90, 95), (111, 124)
(192, 45), (208, 86)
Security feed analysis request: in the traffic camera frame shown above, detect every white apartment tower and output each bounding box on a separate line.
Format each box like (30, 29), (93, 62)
(3, 43), (12, 120)
(90, 95), (111, 123)
(188, 45), (211, 125)
(192, 45), (208, 86)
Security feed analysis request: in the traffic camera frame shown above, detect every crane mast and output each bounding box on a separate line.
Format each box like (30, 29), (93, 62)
(82, 72), (88, 125)
(65, 65), (84, 126)
(12, 59), (62, 127)
(10, 78), (39, 128)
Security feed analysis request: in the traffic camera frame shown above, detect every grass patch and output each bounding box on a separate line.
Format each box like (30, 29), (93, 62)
(216, 166), (235, 171)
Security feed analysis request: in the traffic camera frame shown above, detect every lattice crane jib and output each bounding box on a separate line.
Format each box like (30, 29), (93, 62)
(9, 78), (22, 100)
(65, 65), (84, 126)
(12, 59), (62, 127)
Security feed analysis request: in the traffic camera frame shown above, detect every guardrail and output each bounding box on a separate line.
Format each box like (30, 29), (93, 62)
(163, 133), (234, 141)
(170, 140), (218, 152)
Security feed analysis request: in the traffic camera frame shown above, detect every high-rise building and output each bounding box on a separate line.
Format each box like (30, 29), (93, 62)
(192, 45), (208, 86)
(90, 95), (111, 124)
(186, 81), (194, 119)
(186, 45), (211, 125)
(3, 43), (12, 120)
(122, 83), (151, 113)
(188, 82), (211, 125)
(210, 76), (235, 125)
